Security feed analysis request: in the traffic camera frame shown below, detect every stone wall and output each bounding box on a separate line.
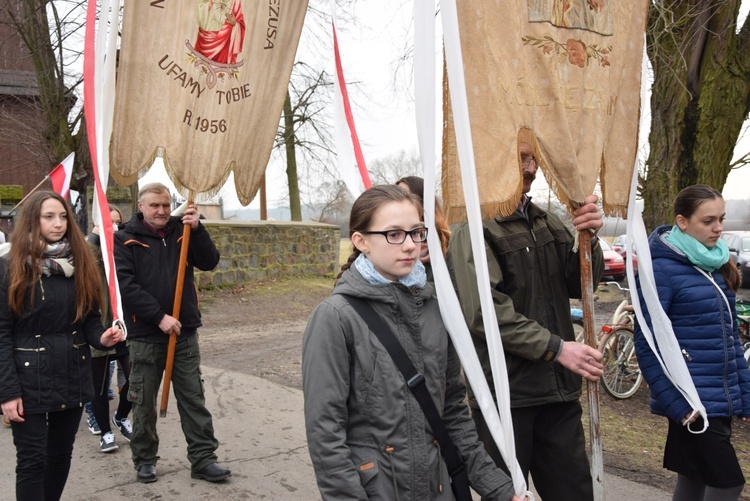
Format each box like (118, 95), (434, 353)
(195, 220), (340, 288)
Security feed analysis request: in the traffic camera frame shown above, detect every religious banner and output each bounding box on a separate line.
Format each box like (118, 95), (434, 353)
(442, 0), (649, 222)
(111, 0), (308, 204)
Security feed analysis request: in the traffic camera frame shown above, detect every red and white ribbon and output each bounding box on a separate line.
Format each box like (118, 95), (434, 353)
(84, 0), (125, 334)
(331, 1), (370, 197)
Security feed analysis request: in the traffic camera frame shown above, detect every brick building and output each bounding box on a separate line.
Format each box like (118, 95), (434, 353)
(0, 0), (55, 235)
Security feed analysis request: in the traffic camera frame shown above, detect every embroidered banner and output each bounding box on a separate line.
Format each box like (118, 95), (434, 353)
(111, 0), (308, 204)
(442, 0), (649, 222)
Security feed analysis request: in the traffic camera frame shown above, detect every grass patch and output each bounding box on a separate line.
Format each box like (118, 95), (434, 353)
(581, 389), (750, 496)
(202, 275), (333, 300)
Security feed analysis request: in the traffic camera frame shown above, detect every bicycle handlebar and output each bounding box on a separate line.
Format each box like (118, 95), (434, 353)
(599, 281), (630, 292)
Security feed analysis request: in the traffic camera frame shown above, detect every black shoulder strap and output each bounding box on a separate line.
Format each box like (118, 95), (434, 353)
(342, 295), (471, 501)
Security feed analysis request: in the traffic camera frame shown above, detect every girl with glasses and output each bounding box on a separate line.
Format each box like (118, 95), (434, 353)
(302, 185), (522, 501)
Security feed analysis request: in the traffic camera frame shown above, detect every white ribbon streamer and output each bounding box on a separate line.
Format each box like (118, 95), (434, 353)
(427, 1), (529, 496)
(626, 43), (707, 432)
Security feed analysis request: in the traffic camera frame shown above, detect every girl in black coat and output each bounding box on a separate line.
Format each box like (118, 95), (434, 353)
(0, 191), (124, 501)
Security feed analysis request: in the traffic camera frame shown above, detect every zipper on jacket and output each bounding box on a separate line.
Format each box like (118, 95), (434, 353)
(162, 238), (166, 247)
(13, 347), (46, 352)
(385, 445), (400, 501)
(434, 440), (444, 493)
(716, 285), (733, 414)
(681, 349), (692, 361)
(40, 279), (45, 301)
(33, 334), (42, 404)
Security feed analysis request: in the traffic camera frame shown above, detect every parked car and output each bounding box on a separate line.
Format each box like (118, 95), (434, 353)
(610, 234), (639, 275)
(600, 238), (625, 281)
(724, 231), (750, 289)
(721, 231), (740, 243)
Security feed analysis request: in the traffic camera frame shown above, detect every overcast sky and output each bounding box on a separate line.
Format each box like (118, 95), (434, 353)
(140, 0), (750, 209)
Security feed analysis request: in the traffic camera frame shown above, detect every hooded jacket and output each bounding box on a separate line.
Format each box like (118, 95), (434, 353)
(446, 202), (604, 408)
(302, 266), (514, 501)
(0, 258), (108, 414)
(634, 225), (750, 423)
(114, 213), (219, 343)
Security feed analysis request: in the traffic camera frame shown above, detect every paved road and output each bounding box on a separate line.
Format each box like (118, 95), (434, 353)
(0, 364), (673, 500)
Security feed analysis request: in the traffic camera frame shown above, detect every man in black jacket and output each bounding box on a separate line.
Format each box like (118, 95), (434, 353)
(114, 183), (230, 484)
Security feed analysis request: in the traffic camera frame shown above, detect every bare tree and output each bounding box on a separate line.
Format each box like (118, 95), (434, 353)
(367, 150), (421, 185)
(4, 0), (90, 192)
(308, 179), (353, 225)
(276, 61), (334, 221)
(642, 0), (750, 230)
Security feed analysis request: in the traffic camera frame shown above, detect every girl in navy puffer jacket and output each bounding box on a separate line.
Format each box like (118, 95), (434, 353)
(635, 185), (750, 501)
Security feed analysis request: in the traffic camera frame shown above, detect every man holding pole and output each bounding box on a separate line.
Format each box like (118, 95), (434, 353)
(446, 136), (605, 501)
(114, 183), (230, 484)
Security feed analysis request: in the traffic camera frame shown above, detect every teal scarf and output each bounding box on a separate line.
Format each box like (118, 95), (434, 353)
(665, 225), (729, 272)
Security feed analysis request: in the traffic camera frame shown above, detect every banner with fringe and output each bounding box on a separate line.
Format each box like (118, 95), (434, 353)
(442, 0), (649, 223)
(111, 0), (307, 204)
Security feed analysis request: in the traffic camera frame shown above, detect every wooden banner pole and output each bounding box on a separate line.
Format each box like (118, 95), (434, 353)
(579, 229), (605, 500)
(9, 176), (50, 215)
(159, 194), (194, 417)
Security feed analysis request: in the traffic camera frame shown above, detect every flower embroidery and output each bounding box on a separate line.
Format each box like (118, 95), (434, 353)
(522, 35), (612, 68)
(566, 39), (587, 67)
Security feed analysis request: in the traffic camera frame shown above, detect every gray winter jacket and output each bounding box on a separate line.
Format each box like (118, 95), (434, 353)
(302, 266), (515, 501)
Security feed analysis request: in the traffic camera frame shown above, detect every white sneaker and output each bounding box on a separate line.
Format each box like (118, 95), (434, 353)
(100, 431), (118, 453)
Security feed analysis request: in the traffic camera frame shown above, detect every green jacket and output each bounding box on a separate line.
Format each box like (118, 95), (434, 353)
(87, 233), (115, 359)
(446, 202), (603, 408)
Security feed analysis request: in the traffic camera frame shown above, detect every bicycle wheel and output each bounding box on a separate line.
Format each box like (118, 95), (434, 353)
(573, 320), (585, 344)
(600, 327), (643, 399)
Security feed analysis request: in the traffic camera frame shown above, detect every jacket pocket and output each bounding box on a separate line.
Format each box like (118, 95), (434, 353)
(357, 459), (386, 499)
(14, 348), (46, 369)
(14, 348), (47, 403)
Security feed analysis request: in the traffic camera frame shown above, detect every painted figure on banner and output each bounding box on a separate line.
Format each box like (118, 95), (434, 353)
(112, 1), (308, 205)
(194, 0), (246, 65)
(527, 0), (612, 35)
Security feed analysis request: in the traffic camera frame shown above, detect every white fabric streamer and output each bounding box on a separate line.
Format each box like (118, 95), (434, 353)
(424, 1), (530, 497)
(626, 43), (707, 432)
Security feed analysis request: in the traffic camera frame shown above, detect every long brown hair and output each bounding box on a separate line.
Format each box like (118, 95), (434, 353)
(7, 191), (103, 321)
(337, 185), (423, 281)
(673, 184), (740, 292)
(395, 176), (451, 255)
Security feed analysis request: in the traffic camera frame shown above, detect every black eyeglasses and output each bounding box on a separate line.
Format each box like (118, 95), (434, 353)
(361, 227), (428, 245)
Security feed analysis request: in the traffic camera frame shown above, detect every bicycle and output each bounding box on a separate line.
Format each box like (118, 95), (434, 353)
(736, 299), (750, 362)
(572, 282), (643, 399)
